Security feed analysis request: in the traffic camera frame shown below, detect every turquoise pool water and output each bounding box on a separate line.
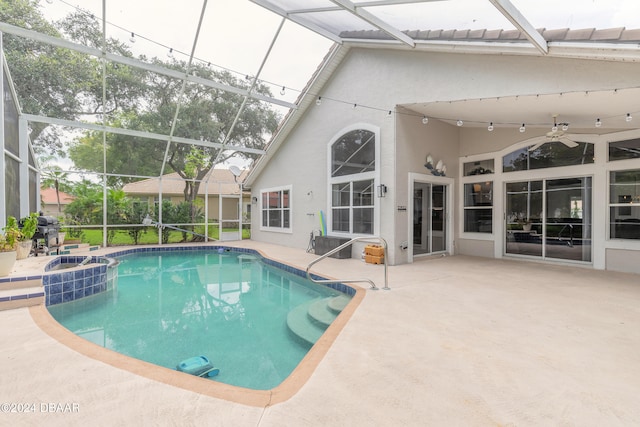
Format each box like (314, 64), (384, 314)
(47, 249), (348, 390)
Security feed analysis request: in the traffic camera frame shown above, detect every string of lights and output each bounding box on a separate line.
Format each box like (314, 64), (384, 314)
(41, 0), (640, 132)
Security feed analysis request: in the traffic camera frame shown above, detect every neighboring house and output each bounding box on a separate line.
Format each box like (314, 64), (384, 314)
(245, 27), (640, 274)
(122, 168), (250, 225)
(40, 187), (75, 217)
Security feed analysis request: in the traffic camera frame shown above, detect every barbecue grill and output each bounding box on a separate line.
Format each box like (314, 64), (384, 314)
(29, 215), (60, 256)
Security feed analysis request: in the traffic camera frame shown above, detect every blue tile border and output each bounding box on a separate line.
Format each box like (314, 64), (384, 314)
(4, 245), (356, 307)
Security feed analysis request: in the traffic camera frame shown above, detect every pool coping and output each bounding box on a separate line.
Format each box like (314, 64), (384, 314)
(29, 245), (366, 408)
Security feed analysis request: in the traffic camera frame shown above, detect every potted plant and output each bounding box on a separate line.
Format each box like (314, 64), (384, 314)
(0, 219), (20, 276)
(16, 213), (38, 260)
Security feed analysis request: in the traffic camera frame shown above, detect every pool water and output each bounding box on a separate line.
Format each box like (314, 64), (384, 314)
(47, 250), (348, 390)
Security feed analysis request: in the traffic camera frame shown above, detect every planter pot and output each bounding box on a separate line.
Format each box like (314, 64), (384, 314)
(0, 251), (17, 277)
(57, 232), (66, 246)
(16, 240), (33, 260)
(522, 223), (533, 232)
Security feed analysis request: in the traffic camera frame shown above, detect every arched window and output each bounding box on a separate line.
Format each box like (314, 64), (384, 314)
(329, 129), (376, 235)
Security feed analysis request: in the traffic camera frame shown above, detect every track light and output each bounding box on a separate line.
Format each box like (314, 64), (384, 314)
(422, 116), (428, 125)
(456, 120), (463, 127)
(487, 122), (494, 131)
(316, 96), (322, 106)
(519, 123), (526, 133)
(626, 113), (633, 122)
(280, 86), (286, 96)
(129, 32), (136, 43)
(595, 118), (602, 128)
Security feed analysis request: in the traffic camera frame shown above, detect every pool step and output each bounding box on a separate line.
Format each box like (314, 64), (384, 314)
(286, 295), (349, 345)
(0, 282), (44, 311)
(55, 243), (101, 255)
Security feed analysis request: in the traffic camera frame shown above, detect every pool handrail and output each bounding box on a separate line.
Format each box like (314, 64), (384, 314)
(306, 236), (390, 291)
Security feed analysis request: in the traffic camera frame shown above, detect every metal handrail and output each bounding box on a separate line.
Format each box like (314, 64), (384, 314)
(306, 236), (390, 290)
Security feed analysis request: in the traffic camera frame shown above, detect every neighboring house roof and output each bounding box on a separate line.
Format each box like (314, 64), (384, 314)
(245, 26), (640, 186)
(40, 187), (75, 205)
(122, 168), (248, 196)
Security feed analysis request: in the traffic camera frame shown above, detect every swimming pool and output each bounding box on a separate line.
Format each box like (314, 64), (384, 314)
(47, 248), (354, 390)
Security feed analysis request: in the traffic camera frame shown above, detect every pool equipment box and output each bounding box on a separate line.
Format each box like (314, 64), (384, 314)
(364, 245), (385, 264)
(315, 236), (351, 259)
(364, 245), (384, 257)
(365, 254), (384, 264)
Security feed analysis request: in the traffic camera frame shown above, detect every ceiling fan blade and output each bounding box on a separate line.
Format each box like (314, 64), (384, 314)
(558, 137), (579, 148)
(522, 135), (547, 151)
(528, 141), (546, 151)
(565, 133), (601, 143)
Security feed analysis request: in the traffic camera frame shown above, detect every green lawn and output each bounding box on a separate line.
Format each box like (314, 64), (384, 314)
(65, 226), (250, 246)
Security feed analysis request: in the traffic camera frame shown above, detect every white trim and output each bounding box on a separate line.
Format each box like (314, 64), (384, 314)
(259, 184), (293, 234)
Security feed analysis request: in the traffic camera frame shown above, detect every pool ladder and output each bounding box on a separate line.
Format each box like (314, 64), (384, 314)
(306, 236), (390, 290)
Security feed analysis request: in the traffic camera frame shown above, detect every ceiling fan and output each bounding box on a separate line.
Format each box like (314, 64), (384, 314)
(526, 116), (600, 151)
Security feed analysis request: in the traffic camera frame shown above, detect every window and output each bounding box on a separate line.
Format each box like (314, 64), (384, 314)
(463, 182), (493, 233)
(503, 141), (594, 172)
(332, 180), (374, 234)
(330, 128), (376, 235)
(610, 170), (640, 239)
(463, 159), (494, 176)
(260, 187), (291, 232)
(609, 138), (640, 161)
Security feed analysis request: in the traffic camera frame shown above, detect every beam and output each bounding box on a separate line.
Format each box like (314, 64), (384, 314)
(488, 0), (548, 54)
(0, 22), (297, 110)
(250, 0), (344, 44)
(21, 114), (266, 156)
(329, 0), (416, 47)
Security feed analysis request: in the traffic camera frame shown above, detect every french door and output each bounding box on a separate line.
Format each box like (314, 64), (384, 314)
(505, 177), (592, 262)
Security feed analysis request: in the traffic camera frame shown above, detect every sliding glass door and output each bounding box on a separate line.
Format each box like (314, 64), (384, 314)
(505, 177), (592, 262)
(413, 183), (447, 255)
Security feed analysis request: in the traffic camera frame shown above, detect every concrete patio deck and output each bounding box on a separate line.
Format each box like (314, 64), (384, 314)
(1, 241), (639, 426)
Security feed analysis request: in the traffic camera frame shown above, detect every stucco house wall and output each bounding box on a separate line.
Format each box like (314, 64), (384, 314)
(248, 44), (640, 271)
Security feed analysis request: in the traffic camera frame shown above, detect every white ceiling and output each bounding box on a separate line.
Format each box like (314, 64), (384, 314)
(401, 88), (640, 130)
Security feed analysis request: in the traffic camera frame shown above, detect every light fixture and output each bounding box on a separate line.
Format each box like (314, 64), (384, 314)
(251, 196), (258, 204)
(595, 118), (602, 128)
(377, 184), (387, 198)
(562, 123), (569, 131)
(280, 86), (286, 96)
(487, 122), (494, 131)
(353, 103), (357, 109)
(424, 154), (434, 170)
(387, 110), (392, 118)
(626, 113), (633, 122)
(422, 116), (428, 125)
(552, 118), (558, 132)
(129, 32), (136, 43)
(167, 48), (174, 58)
(316, 96), (322, 106)
(456, 119), (463, 127)
(519, 123), (526, 133)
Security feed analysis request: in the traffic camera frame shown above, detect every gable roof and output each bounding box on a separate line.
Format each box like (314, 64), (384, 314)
(245, 26), (640, 187)
(40, 187), (75, 205)
(122, 168), (248, 196)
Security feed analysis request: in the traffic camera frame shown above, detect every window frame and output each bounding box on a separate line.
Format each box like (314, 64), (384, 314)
(259, 185), (292, 233)
(327, 124), (380, 237)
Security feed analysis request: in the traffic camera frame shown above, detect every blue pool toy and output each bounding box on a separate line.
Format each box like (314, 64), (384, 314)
(177, 355), (220, 378)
